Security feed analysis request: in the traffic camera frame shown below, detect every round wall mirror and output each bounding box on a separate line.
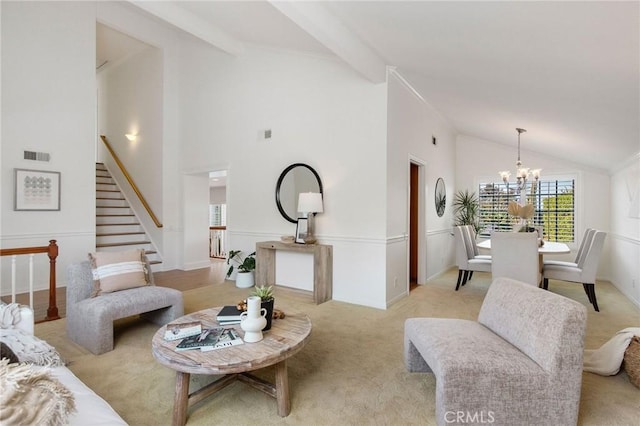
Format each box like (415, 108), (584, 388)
(435, 178), (446, 217)
(275, 163), (323, 223)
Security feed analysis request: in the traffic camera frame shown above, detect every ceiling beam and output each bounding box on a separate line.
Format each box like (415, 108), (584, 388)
(129, 1), (244, 56)
(269, 1), (387, 84)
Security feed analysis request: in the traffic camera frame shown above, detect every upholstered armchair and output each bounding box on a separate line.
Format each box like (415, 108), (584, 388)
(405, 277), (587, 426)
(66, 257), (183, 355)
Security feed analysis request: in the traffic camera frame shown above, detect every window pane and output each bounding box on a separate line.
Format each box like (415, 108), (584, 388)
(478, 180), (574, 242)
(209, 204), (227, 227)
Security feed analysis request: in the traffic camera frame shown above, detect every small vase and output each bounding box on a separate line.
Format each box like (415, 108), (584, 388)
(261, 298), (274, 331)
(240, 296), (267, 343)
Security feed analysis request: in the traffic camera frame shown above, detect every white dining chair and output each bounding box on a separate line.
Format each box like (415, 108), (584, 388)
(464, 225), (491, 260)
(454, 226), (492, 291)
(543, 228), (594, 269)
(491, 232), (540, 286)
(543, 230), (607, 311)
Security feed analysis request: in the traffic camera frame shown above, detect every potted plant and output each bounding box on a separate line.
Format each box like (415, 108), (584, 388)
(251, 285), (274, 331)
(226, 250), (256, 289)
(452, 190), (481, 234)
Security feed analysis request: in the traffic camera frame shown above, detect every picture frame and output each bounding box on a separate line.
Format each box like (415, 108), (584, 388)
(295, 218), (308, 244)
(14, 168), (61, 211)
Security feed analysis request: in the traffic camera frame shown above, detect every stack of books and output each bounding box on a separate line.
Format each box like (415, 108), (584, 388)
(216, 305), (244, 325)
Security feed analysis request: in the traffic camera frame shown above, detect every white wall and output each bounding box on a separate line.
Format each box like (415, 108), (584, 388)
(176, 42), (389, 307)
(456, 134), (612, 277)
(1, 1), (96, 292)
(209, 187), (226, 204)
(609, 155), (640, 306)
(386, 71), (458, 304)
(97, 45), (164, 251)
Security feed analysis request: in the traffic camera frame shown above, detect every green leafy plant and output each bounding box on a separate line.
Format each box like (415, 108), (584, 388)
(452, 190), (481, 234)
(225, 250), (256, 278)
(251, 285), (274, 302)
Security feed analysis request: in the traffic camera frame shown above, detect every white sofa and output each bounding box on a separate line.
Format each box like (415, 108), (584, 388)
(8, 305), (127, 425)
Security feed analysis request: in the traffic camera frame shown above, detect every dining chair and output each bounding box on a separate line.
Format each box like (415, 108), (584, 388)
(543, 228), (594, 268)
(491, 232), (540, 286)
(454, 226), (491, 291)
(464, 225), (491, 260)
(543, 230), (607, 311)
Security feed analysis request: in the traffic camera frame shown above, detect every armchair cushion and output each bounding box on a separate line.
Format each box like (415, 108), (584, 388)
(89, 249), (151, 297)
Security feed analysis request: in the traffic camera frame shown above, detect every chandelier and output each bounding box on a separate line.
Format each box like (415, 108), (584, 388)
(499, 128), (541, 205)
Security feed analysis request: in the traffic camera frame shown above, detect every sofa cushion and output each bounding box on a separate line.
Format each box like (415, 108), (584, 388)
(0, 359), (76, 426)
(89, 250), (150, 297)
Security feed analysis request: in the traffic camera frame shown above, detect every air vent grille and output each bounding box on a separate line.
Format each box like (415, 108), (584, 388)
(24, 151), (50, 162)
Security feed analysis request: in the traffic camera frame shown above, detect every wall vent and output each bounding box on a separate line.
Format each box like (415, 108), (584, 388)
(23, 151), (51, 162)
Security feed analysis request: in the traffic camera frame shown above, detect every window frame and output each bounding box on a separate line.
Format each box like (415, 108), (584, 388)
(477, 177), (577, 243)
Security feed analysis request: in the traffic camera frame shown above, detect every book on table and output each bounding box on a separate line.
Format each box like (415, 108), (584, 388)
(201, 328), (244, 352)
(164, 321), (202, 341)
(175, 327), (224, 351)
(216, 305), (244, 321)
(217, 319), (241, 326)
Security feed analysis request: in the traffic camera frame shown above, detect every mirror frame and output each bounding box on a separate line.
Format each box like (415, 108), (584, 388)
(275, 163), (323, 224)
(435, 177), (446, 217)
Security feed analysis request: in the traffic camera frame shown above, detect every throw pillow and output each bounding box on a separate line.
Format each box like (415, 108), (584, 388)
(0, 359), (76, 426)
(0, 328), (64, 367)
(89, 249), (150, 297)
(623, 336), (640, 388)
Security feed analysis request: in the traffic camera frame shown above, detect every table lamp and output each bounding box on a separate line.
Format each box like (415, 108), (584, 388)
(297, 192), (323, 244)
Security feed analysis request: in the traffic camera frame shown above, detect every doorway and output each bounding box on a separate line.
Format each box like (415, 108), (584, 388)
(409, 162), (420, 290)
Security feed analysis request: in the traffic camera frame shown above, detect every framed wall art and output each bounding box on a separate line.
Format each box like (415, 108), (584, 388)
(435, 177), (446, 217)
(14, 169), (61, 211)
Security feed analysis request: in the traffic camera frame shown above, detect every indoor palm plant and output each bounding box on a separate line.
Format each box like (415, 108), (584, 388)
(452, 190), (481, 234)
(251, 285), (274, 331)
(226, 250), (256, 289)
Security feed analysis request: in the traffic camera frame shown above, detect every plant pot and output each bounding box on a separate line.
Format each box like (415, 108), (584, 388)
(261, 298), (274, 331)
(235, 271), (255, 289)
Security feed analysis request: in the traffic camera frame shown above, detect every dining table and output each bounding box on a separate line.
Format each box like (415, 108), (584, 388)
(477, 238), (571, 286)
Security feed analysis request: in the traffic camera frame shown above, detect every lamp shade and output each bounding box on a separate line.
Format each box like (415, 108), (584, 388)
(298, 192), (323, 213)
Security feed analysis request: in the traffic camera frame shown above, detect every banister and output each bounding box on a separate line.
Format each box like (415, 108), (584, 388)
(0, 240), (59, 321)
(100, 135), (163, 228)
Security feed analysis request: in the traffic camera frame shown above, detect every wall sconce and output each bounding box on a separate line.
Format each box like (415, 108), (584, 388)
(297, 192), (323, 244)
(125, 133), (137, 142)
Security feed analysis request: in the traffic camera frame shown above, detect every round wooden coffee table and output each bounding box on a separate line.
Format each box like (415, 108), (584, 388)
(152, 307), (312, 426)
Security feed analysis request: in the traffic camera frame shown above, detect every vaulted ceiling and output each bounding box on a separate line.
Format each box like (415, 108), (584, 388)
(101, 1), (639, 172)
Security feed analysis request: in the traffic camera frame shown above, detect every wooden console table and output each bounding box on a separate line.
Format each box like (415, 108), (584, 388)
(255, 241), (333, 304)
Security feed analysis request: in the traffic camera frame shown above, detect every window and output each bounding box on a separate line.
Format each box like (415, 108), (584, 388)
(478, 179), (575, 242)
(209, 204), (227, 227)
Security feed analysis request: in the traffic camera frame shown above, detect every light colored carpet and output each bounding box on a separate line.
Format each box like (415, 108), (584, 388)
(35, 270), (639, 425)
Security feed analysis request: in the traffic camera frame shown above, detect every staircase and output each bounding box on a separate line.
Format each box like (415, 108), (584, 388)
(95, 163), (162, 270)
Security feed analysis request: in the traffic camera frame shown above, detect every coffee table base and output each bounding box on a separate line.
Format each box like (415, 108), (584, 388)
(172, 359), (290, 426)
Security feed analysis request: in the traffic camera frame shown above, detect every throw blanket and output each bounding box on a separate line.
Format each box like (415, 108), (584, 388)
(0, 303), (21, 329)
(0, 359), (75, 426)
(0, 328), (64, 367)
(583, 327), (640, 375)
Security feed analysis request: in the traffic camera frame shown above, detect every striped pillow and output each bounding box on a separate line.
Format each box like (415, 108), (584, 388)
(89, 250), (150, 297)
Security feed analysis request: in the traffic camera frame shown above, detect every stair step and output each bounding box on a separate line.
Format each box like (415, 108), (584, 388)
(97, 199), (129, 207)
(95, 163), (162, 269)
(96, 231), (146, 237)
(97, 207), (131, 215)
(97, 241), (151, 248)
